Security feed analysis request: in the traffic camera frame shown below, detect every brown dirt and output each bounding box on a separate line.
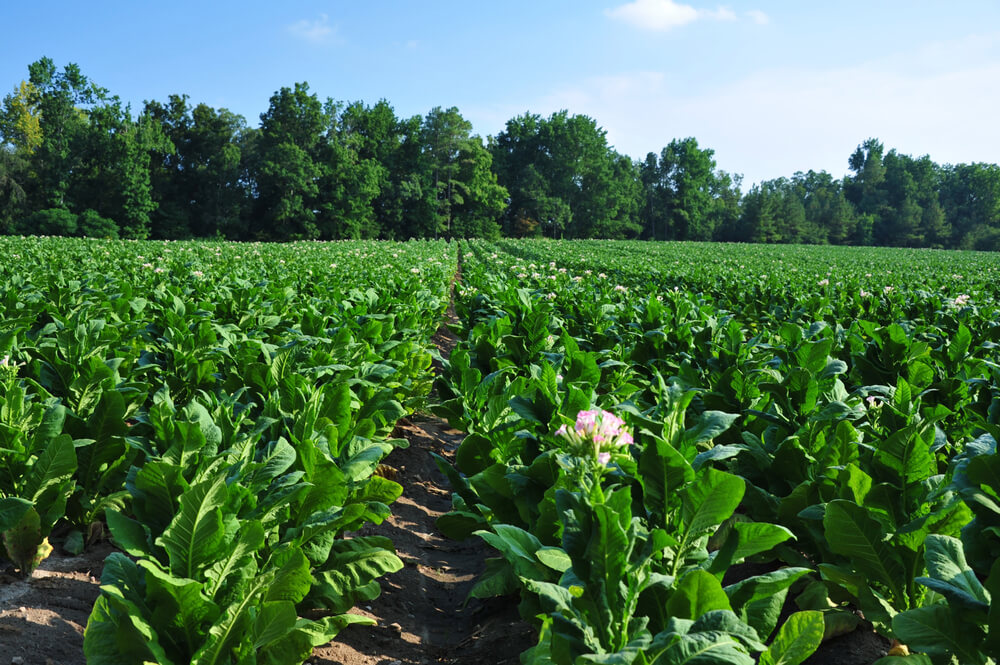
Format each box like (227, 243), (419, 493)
(0, 541), (113, 665)
(805, 620), (892, 665)
(312, 415), (536, 665)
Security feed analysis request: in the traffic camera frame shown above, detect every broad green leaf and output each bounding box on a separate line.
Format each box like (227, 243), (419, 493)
(63, 529), (85, 556)
(105, 509), (152, 559)
(684, 411), (739, 446)
(640, 436), (695, 521)
(193, 550), (312, 665)
(891, 605), (988, 664)
(0, 497), (32, 532)
(23, 432), (77, 504)
(1, 506), (49, 573)
(205, 520), (265, 603)
(871, 656), (933, 665)
(647, 630), (754, 665)
(874, 422), (936, 486)
(94, 553), (175, 663)
(667, 569), (733, 620)
(436, 510), (487, 541)
(918, 534), (989, 611)
(30, 403), (68, 454)
(796, 338), (834, 375)
(310, 537), (403, 613)
(156, 474), (229, 579)
(948, 324), (972, 363)
(708, 522), (795, 577)
(984, 558), (1000, 655)
(84, 595), (159, 665)
(725, 568), (812, 637)
(893, 377), (912, 411)
(253, 601), (297, 649)
(692, 445), (744, 472)
(690, 611), (766, 653)
(140, 559), (219, 655)
(469, 557), (519, 599)
(837, 464), (873, 505)
(291, 613), (376, 647)
(476, 525), (550, 582)
(758, 611), (824, 665)
(679, 469), (745, 550)
(455, 432), (494, 474)
(536, 546), (573, 573)
(822, 500), (906, 604)
(257, 438), (297, 481)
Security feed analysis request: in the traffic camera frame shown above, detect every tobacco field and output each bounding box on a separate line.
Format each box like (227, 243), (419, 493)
(1, 237), (999, 665)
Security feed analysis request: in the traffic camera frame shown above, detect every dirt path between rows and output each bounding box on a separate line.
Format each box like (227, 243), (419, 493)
(311, 282), (536, 664)
(313, 413), (535, 665)
(0, 542), (111, 664)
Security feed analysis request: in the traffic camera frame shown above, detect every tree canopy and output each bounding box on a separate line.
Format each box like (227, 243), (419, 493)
(2, 58), (999, 250)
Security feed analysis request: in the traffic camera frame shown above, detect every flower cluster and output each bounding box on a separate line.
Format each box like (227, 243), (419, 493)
(0, 355), (23, 388)
(556, 409), (633, 465)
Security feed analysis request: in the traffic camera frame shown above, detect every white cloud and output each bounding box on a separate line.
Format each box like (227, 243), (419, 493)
(704, 7), (737, 22)
(286, 14), (337, 45)
(746, 9), (769, 25)
(476, 34), (1000, 188)
(606, 0), (752, 31)
(606, 0), (701, 30)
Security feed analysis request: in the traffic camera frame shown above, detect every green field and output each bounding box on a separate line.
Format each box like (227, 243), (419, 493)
(1, 237), (998, 664)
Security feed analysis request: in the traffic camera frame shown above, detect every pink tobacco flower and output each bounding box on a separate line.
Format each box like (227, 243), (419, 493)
(556, 409), (633, 464)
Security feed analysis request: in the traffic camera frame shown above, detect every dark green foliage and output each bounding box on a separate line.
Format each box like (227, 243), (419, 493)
(77, 209), (118, 238)
(3, 59), (1000, 246)
(21, 207), (78, 235)
(0, 148), (28, 233)
(639, 137), (740, 241)
(491, 111), (641, 239)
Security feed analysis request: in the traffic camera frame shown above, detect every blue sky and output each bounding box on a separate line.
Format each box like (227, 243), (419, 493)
(3, 1), (1000, 187)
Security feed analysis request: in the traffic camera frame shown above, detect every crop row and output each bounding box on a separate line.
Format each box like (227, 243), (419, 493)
(0, 236), (454, 664)
(434, 240), (1000, 664)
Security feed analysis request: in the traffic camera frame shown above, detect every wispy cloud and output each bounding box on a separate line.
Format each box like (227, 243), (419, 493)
(746, 9), (769, 25)
(606, 0), (761, 31)
(286, 14), (338, 45)
(474, 33), (1000, 187)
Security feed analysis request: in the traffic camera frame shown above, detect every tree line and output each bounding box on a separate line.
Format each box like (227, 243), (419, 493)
(1, 58), (999, 250)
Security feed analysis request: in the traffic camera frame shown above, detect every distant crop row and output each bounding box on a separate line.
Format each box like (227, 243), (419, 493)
(434, 240), (1000, 664)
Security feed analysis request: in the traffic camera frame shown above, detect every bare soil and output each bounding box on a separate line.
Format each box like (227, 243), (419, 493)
(312, 415), (536, 665)
(805, 620), (892, 665)
(0, 541), (113, 665)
